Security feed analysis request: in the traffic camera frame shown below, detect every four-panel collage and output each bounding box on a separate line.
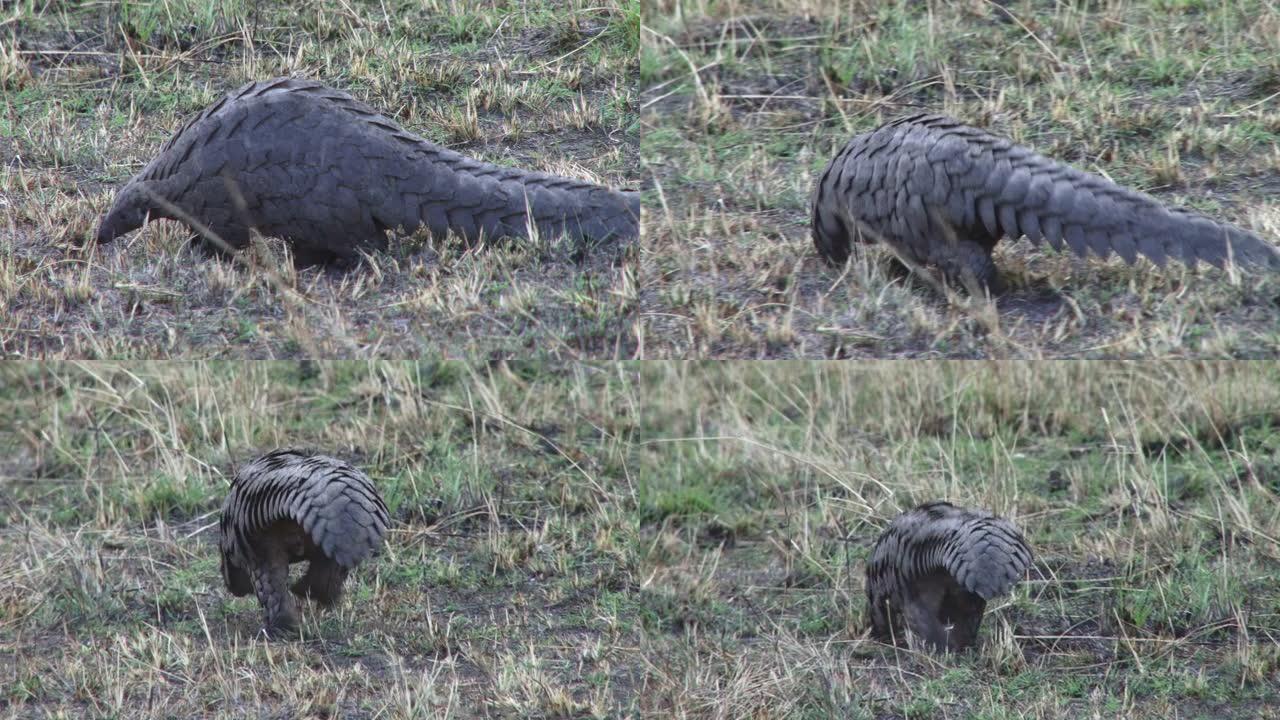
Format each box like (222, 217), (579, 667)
(2, 0), (1279, 718)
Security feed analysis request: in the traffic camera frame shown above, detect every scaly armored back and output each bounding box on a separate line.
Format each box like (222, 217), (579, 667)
(813, 113), (1280, 292)
(865, 501), (1032, 652)
(96, 77), (639, 264)
(219, 449), (389, 635)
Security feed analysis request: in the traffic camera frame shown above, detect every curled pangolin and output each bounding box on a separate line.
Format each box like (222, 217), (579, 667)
(97, 77), (639, 263)
(813, 113), (1280, 291)
(219, 449), (389, 635)
(865, 501), (1032, 652)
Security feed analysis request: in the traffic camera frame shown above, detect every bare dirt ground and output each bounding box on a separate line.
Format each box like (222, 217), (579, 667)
(639, 0), (1280, 358)
(2, 0), (639, 359)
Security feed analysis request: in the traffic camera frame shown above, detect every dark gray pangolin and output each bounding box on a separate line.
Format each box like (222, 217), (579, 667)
(97, 77), (639, 263)
(866, 501), (1032, 652)
(220, 449), (389, 636)
(813, 113), (1280, 291)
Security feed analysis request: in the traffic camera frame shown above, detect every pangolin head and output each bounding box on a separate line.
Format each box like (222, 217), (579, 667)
(95, 182), (153, 243)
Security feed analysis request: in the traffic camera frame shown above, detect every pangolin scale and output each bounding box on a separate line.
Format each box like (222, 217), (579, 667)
(813, 113), (1280, 291)
(97, 77), (639, 263)
(865, 501), (1032, 652)
(219, 449), (389, 635)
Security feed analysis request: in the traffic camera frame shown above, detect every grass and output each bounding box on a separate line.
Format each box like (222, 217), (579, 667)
(638, 0), (1280, 358)
(1, 0), (639, 359)
(2, 360), (1278, 717)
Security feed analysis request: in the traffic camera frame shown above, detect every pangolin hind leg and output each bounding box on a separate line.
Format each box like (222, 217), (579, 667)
(292, 556), (350, 607)
(902, 574), (952, 652)
(249, 540), (301, 635)
(939, 586), (987, 652)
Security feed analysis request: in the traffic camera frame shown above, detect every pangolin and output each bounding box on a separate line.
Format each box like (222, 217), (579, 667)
(865, 501), (1032, 652)
(812, 113), (1280, 291)
(96, 77), (639, 263)
(219, 449), (390, 635)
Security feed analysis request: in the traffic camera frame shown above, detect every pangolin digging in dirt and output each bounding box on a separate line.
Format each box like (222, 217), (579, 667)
(97, 77), (639, 264)
(220, 449), (389, 635)
(812, 113), (1280, 291)
(865, 501), (1032, 652)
